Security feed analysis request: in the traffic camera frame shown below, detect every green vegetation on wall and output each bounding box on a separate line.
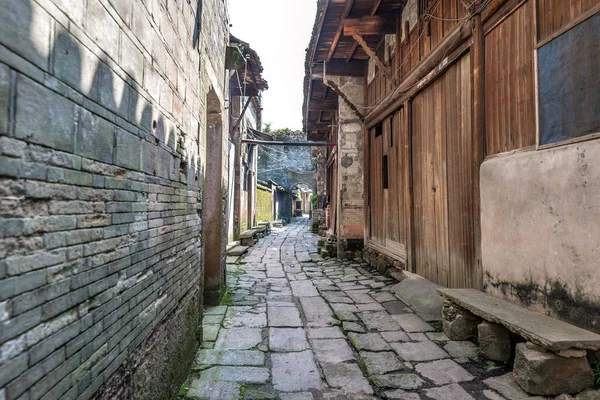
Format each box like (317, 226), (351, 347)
(256, 186), (273, 222)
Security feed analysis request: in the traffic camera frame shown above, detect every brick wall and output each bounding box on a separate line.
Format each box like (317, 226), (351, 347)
(0, 0), (228, 399)
(325, 75), (365, 257)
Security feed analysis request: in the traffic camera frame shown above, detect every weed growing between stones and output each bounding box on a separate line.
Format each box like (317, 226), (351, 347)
(591, 361), (600, 387)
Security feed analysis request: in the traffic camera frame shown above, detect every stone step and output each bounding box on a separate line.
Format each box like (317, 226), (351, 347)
(227, 246), (249, 256)
(438, 288), (600, 351)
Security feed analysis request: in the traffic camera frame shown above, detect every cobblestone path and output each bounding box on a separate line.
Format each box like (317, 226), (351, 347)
(181, 220), (530, 400)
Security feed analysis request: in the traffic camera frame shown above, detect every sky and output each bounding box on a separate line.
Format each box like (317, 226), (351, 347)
(228, 0), (317, 131)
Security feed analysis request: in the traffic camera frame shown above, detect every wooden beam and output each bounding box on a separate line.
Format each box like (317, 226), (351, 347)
(343, 14), (396, 36)
(326, 58), (366, 77)
(326, 0), (356, 62)
(322, 86), (329, 101)
(351, 34), (393, 82)
(307, 98), (338, 111)
(345, 0), (383, 62)
(472, 13), (485, 290)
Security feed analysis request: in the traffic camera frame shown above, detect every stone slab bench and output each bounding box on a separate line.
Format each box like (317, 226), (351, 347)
(227, 246), (249, 257)
(240, 229), (257, 246)
(437, 288), (600, 351)
(438, 288), (598, 396)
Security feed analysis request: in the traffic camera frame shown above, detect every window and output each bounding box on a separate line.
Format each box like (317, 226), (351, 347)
(382, 155), (389, 189)
(375, 123), (383, 138)
(538, 13), (600, 145)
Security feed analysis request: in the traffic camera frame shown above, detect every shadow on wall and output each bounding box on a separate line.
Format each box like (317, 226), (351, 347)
(3, 0), (202, 186)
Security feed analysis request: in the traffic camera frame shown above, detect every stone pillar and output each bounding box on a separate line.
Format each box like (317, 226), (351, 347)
(203, 93), (227, 305)
(325, 75), (365, 258)
(478, 321), (511, 362)
(441, 301), (480, 340)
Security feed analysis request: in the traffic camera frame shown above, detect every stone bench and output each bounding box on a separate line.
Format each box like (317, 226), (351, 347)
(438, 288), (600, 396)
(239, 229), (257, 246)
(256, 222), (271, 235)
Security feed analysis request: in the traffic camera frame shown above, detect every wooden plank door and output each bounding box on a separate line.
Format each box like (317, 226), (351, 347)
(411, 54), (476, 288)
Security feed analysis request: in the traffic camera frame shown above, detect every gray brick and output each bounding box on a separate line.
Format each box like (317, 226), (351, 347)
(88, 274), (119, 297)
(71, 266), (108, 290)
(0, 156), (47, 180)
(5, 249), (66, 276)
(6, 349), (65, 399)
(104, 177), (131, 190)
(30, 348), (80, 400)
(83, 238), (122, 257)
(25, 181), (78, 200)
(49, 201), (104, 215)
(92, 175), (105, 188)
(65, 228), (104, 246)
(47, 167), (93, 186)
(76, 214), (111, 229)
(11, 279), (71, 316)
(29, 321), (80, 365)
(0, 137), (26, 158)
(0, 270), (47, 300)
(39, 216), (78, 232)
(0, 307), (42, 344)
(15, 75), (77, 152)
(77, 109), (115, 164)
(0, 352), (27, 388)
(66, 323), (102, 358)
(78, 188), (114, 201)
(41, 288), (88, 320)
(44, 232), (67, 249)
(103, 224), (130, 239)
(0, 0), (51, 70)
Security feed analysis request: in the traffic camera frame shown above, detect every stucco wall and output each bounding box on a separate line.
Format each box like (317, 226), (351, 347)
(481, 139), (600, 333)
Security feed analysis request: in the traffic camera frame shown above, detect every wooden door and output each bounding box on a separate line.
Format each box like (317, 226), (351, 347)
(412, 54), (477, 288)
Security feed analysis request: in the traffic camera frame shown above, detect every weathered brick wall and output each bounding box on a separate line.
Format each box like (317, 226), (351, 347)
(0, 0), (228, 399)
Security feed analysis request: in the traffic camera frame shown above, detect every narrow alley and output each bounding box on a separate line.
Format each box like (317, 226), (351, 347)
(181, 220), (519, 400)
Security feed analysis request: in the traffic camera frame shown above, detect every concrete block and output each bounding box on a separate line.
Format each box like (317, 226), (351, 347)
(16, 75), (77, 152)
(77, 109), (115, 163)
(478, 321), (511, 362)
(513, 342), (593, 395)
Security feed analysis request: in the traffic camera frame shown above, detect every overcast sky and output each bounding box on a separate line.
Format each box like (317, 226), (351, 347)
(229, 0), (317, 131)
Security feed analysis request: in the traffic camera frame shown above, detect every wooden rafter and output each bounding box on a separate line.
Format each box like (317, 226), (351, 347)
(326, 0), (356, 62)
(352, 34), (393, 82)
(346, 0), (383, 62)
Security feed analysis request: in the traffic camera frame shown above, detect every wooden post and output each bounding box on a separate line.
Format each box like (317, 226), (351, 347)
(472, 13), (485, 290)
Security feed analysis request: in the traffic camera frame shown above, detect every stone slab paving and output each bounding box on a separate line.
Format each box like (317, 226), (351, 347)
(181, 219), (550, 400)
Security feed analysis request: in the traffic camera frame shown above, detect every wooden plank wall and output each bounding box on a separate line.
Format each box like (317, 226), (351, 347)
(367, 108), (410, 259)
(411, 54), (475, 288)
(537, 0), (598, 40)
(484, 0), (536, 155)
(366, 0), (467, 107)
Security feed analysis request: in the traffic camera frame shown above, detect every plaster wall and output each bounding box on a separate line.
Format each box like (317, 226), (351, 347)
(481, 139), (600, 333)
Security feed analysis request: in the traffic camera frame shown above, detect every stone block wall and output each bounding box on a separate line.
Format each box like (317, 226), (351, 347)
(0, 0), (228, 399)
(325, 75), (365, 257)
